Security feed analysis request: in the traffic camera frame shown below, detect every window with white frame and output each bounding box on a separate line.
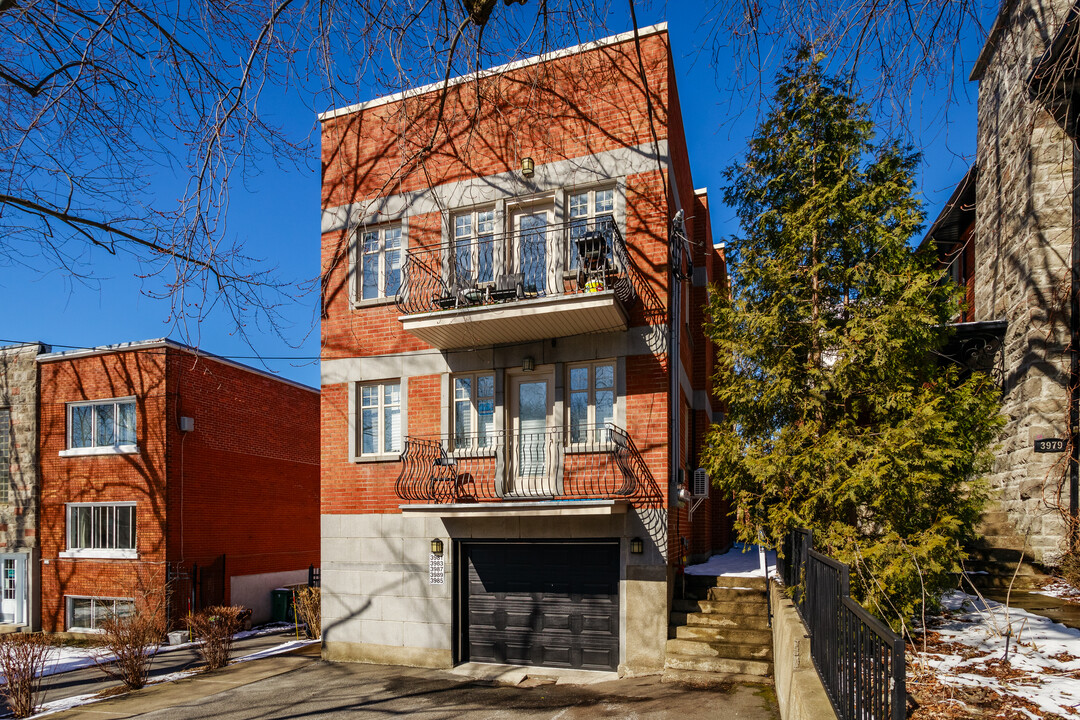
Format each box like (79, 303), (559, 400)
(68, 398), (136, 450)
(567, 361), (615, 443)
(452, 373), (495, 450)
(358, 382), (401, 456)
(67, 503), (136, 553)
(452, 209), (496, 287)
(67, 596), (135, 632)
(568, 186), (616, 269)
(358, 224), (402, 301)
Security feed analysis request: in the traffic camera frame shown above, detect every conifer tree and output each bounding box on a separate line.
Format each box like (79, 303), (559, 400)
(705, 52), (1004, 626)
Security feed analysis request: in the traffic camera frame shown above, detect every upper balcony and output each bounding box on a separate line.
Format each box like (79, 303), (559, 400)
(396, 219), (643, 349)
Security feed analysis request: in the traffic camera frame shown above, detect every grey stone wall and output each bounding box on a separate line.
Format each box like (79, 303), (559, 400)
(0, 343), (47, 629)
(974, 0), (1075, 564)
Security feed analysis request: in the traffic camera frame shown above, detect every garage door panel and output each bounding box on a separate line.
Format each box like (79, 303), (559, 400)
(463, 542), (619, 672)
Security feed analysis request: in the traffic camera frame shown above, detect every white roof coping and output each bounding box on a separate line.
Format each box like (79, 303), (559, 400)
(694, 187), (708, 195)
(37, 338), (318, 394)
(319, 22), (668, 121)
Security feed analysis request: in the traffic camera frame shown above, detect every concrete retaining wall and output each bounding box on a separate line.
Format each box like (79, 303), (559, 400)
(770, 581), (837, 720)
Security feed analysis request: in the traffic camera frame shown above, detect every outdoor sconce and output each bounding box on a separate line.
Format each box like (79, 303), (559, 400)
(630, 537), (644, 554)
(521, 156), (535, 177)
(430, 538), (444, 556)
(522, 356), (535, 372)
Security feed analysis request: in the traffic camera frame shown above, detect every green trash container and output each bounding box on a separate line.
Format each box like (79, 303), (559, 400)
(270, 588), (295, 622)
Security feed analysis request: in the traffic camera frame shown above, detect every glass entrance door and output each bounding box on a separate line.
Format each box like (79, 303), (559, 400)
(512, 207), (553, 297)
(508, 373), (555, 496)
(0, 555), (24, 625)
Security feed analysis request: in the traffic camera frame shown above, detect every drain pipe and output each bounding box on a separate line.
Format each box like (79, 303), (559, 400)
(1071, 126), (1079, 552)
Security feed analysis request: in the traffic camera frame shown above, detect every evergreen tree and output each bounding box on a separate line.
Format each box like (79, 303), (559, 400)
(705, 52), (1004, 627)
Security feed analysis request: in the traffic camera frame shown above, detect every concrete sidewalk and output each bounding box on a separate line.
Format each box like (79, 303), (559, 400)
(45, 649), (780, 720)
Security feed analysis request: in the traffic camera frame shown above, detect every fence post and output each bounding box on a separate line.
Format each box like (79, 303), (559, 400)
(892, 634), (906, 720)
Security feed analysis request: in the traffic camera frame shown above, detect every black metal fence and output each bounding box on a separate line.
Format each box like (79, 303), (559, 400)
(778, 529), (906, 720)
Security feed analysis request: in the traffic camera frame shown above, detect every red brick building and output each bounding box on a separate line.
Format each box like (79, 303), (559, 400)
(37, 339), (319, 632)
(319, 24), (729, 674)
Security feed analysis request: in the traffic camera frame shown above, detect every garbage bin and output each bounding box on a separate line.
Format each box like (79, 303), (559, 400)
(270, 588), (295, 623)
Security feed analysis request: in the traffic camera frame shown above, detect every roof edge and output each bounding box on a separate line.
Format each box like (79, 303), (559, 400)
(37, 338), (319, 394)
(970, 0), (1018, 81)
(318, 22), (669, 121)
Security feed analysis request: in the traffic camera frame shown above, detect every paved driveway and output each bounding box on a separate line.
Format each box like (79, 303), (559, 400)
(131, 660), (780, 720)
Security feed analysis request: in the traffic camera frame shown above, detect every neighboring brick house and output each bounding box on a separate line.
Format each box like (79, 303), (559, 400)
(319, 24), (729, 675)
(36, 339), (319, 632)
(0, 342), (50, 630)
(924, 0), (1080, 565)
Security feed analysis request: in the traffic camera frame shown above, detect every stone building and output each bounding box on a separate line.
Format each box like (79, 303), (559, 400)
(319, 24), (730, 675)
(0, 342), (49, 630)
(925, 0), (1080, 565)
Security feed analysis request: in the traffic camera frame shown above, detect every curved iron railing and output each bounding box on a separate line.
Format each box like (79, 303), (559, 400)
(396, 424), (652, 503)
(396, 219), (643, 315)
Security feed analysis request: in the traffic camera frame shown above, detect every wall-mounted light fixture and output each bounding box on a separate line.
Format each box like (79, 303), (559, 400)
(630, 537), (644, 554)
(522, 356), (535, 372)
(430, 538), (444, 556)
(521, 157), (535, 177)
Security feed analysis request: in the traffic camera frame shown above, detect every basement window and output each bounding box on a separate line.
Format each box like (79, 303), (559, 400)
(66, 596), (135, 632)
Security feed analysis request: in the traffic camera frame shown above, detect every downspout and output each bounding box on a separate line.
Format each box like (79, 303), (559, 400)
(1071, 106), (1079, 552)
(670, 211), (687, 574)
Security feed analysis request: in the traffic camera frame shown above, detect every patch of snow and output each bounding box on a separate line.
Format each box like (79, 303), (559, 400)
(233, 639), (318, 663)
(1035, 579), (1080, 601)
(918, 590), (1080, 717)
(684, 543), (777, 577)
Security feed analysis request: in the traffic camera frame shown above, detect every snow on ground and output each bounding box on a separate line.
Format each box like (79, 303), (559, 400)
(683, 542), (777, 578)
(916, 590), (1080, 718)
(1035, 580), (1080, 602)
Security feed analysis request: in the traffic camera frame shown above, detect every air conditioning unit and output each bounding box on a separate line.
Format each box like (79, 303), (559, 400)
(692, 467), (709, 497)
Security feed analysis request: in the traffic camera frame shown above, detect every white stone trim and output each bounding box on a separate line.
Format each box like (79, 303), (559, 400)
(59, 445), (139, 458)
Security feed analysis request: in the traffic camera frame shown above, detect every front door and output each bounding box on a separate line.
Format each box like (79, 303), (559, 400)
(508, 372), (556, 496)
(0, 555), (25, 625)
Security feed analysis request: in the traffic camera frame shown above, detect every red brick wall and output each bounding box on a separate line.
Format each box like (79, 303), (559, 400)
(37, 346), (319, 631)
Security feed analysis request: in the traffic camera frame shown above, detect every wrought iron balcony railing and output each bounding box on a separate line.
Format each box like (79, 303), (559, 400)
(395, 219), (642, 316)
(395, 424), (658, 505)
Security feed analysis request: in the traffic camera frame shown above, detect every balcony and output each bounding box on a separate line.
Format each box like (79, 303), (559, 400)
(395, 424), (662, 515)
(396, 220), (642, 349)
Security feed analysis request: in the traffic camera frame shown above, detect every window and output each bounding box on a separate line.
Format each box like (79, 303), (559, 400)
(359, 382), (401, 456)
(567, 361), (615, 443)
(452, 373), (495, 450)
(568, 187), (616, 269)
(66, 503), (136, 555)
(359, 224), (402, 301)
(453, 209), (495, 286)
(66, 596), (135, 632)
(0, 409), (9, 504)
(68, 398), (136, 450)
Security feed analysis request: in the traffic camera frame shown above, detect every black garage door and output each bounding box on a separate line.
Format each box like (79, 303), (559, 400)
(462, 541), (620, 671)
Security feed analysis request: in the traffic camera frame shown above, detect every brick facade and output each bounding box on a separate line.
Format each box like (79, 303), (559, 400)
(37, 341), (319, 631)
(320, 25), (728, 675)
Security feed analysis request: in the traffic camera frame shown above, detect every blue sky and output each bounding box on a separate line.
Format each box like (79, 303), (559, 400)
(0, 4), (992, 388)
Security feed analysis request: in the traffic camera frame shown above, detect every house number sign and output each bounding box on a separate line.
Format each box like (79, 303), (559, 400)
(429, 553), (445, 585)
(1035, 438), (1067, 453)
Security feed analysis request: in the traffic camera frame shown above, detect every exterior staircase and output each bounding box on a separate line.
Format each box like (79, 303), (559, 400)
(662, 575), (773, 687)
(965, 508), (1053, 592)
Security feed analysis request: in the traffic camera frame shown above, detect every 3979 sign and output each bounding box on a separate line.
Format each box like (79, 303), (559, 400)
(1035, 438), (1067, 453)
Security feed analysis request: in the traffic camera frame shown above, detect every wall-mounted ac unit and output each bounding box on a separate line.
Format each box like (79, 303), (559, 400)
(692, 467), (709, 497)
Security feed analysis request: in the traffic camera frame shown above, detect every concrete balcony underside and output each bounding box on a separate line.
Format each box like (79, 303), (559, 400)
(398, 499), (629, 517)
(398, 290), (628, 349)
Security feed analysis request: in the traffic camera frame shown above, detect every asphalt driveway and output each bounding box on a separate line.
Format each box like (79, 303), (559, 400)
(114, 659), (780, 720)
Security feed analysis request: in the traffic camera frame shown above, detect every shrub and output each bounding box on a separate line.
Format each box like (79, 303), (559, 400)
(96, 610), (166, 690)
(0, 634), (54, 718)
(293, 587), (320, 639)
(187, 606), (243, 670)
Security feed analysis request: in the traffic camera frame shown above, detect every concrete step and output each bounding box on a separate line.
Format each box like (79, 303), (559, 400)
(707, 587), (767, 602)
(674, 599), (768, 616)
(965, 560), (1041, 577)
(665, 638), (773, 662)
(661, 668), (774, 688)
(670, 611), (771, 631)
(686, 576), (768, 592)
(664, 652), (772, 677)
(961, 572), (1046, 591)
(673, 624), (773, 645)
(0, 624), (25, 635)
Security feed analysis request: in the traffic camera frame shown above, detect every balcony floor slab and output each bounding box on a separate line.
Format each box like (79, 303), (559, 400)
(399, 499), (629, 518)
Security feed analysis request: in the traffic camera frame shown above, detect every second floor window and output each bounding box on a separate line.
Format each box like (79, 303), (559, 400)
(359, 224), (402, 301)
(568, 362), (615, 443)
(453, 374), (495, 449)
(360, 382), (401, 455)
(69, 399), (136, 449)
(68, 503), (136, 551)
